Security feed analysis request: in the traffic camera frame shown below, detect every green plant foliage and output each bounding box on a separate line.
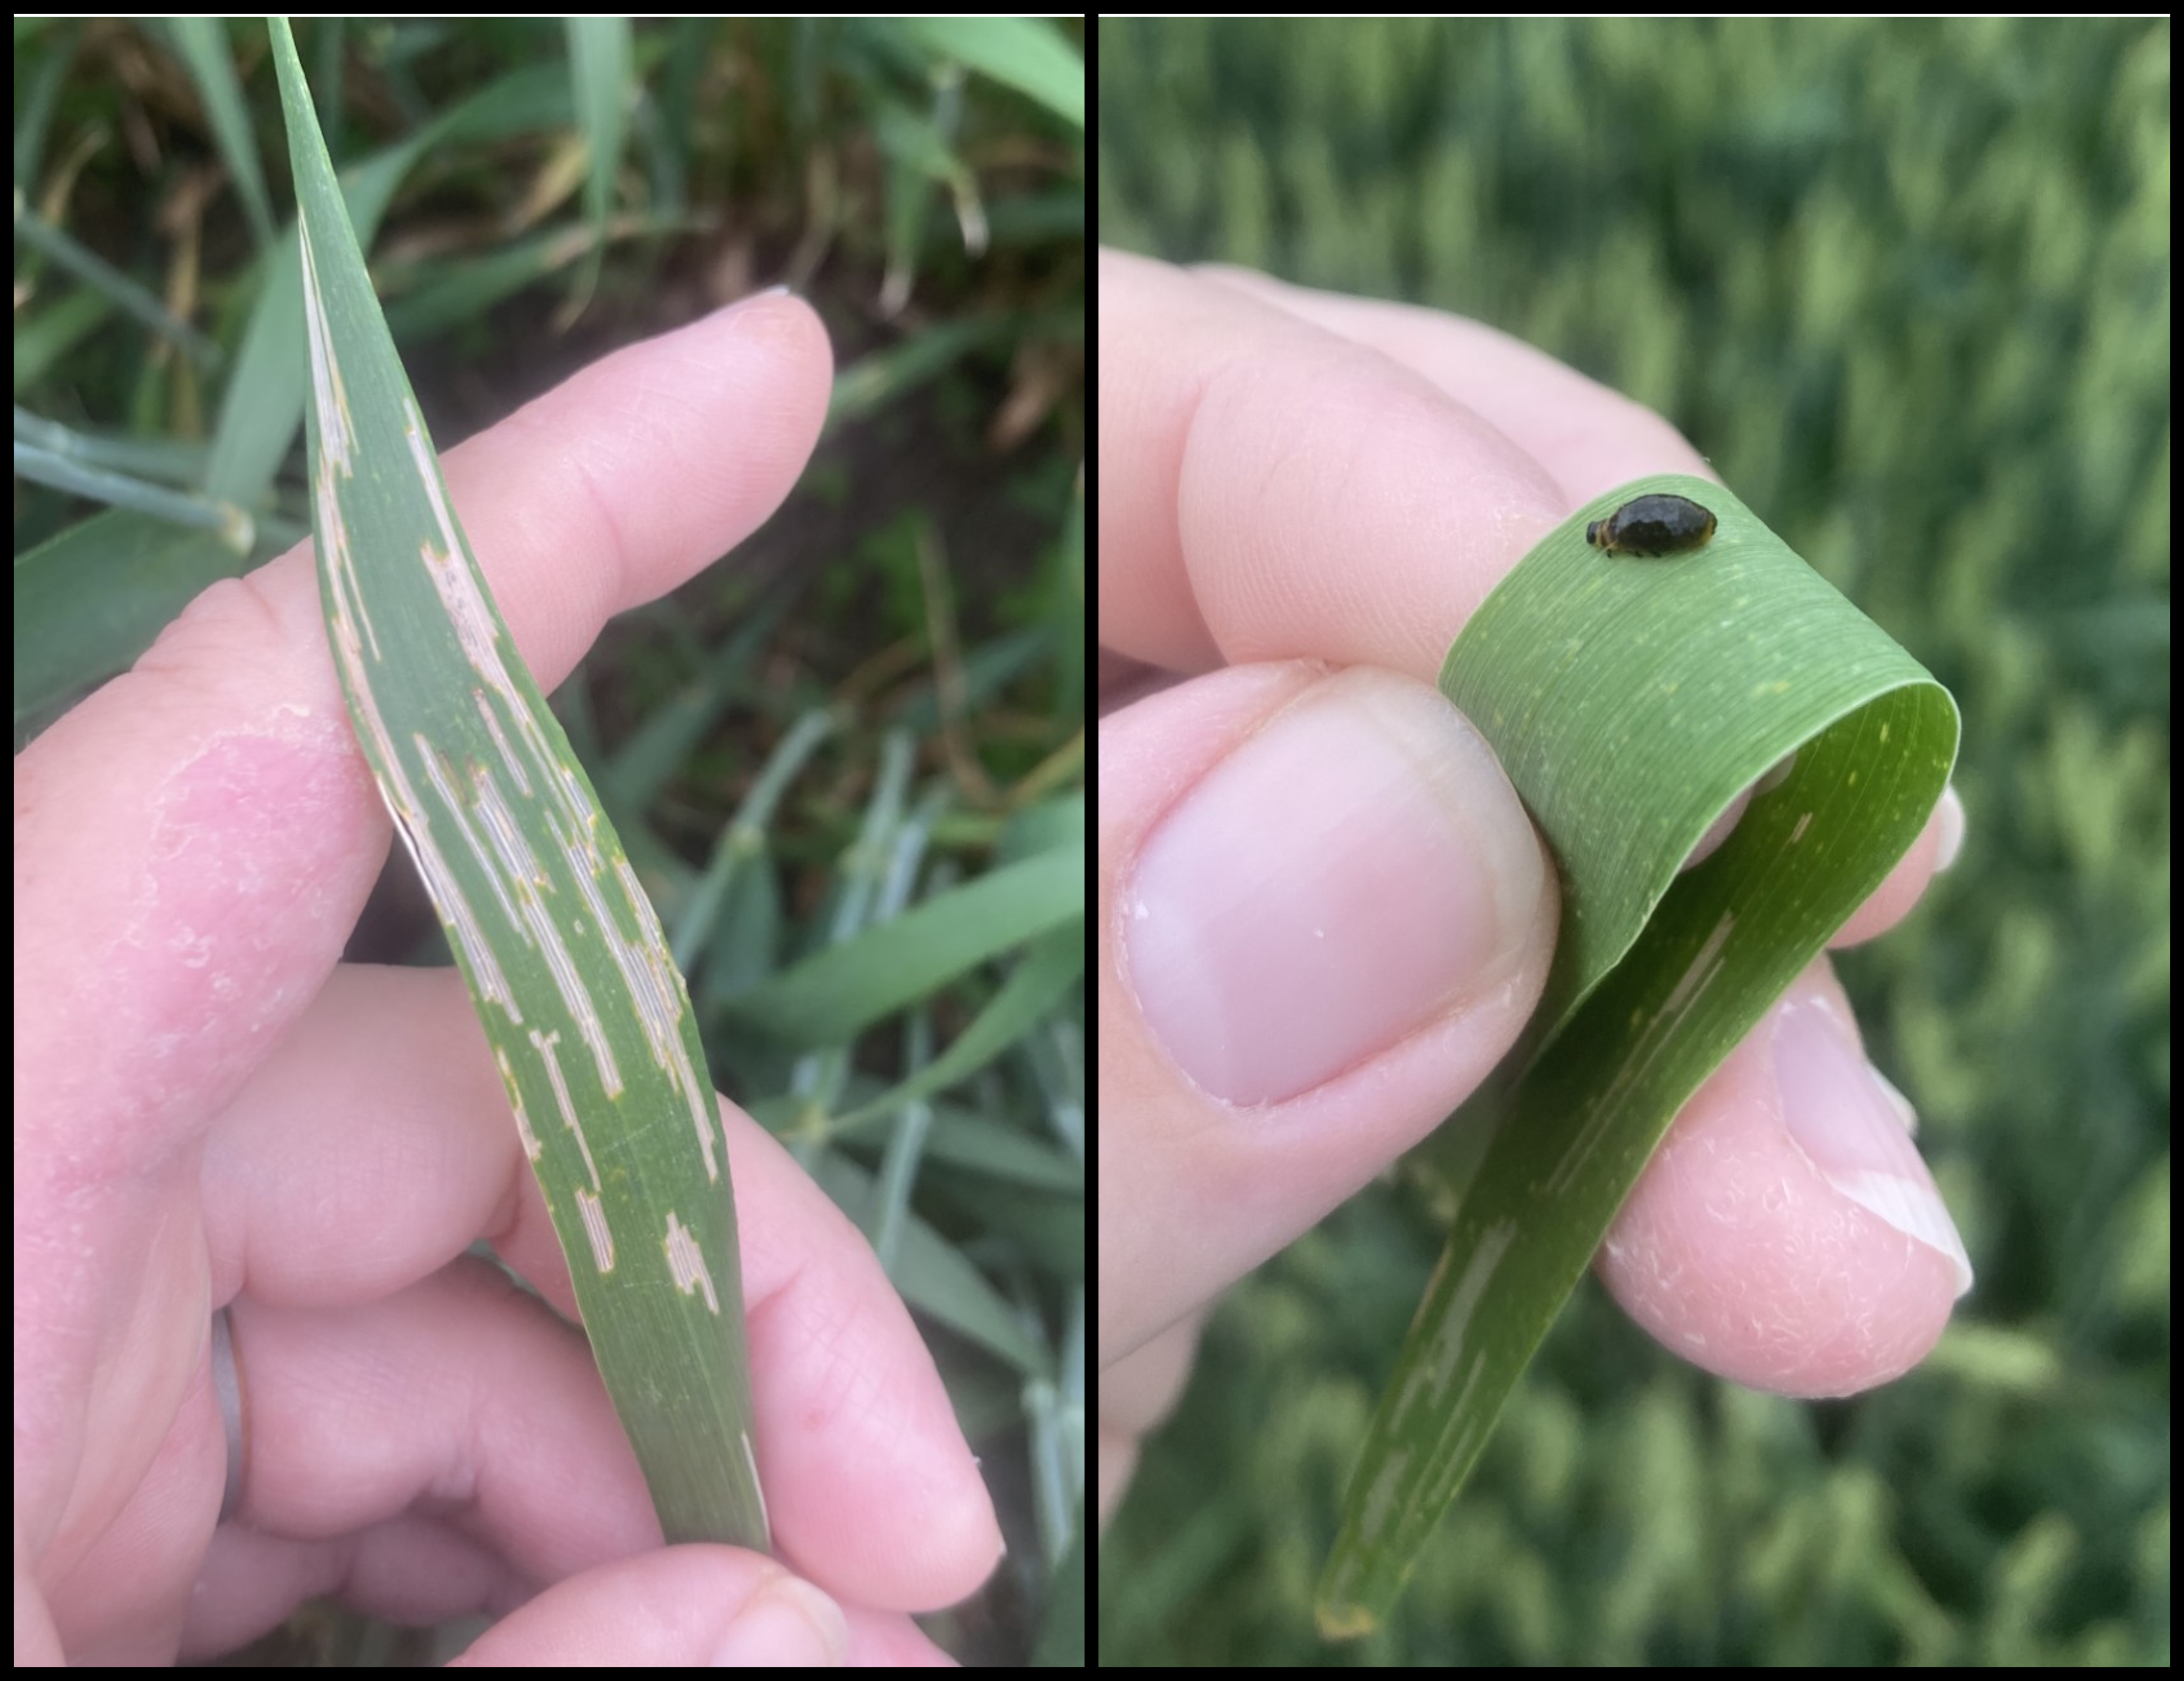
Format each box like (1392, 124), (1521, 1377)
(1099, 15), (2166, 1667)
(1324, 476), (1957, 1631)
(268, 17), (769, 1552)
(16, 14), (1084, 1660)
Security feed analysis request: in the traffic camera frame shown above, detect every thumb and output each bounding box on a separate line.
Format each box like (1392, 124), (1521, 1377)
(1097, 660), (1556, 1365)
(449, 1548), (850, 1667)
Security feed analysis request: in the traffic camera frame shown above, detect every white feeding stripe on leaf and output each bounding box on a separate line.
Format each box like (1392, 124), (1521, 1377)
(417, 741), (532, 965)
(501, 1049), (545, 1163)
(577, 1189), (616, 1273)
(408, 418), (512, 687)
(358, 714), (517, 1021)
(531, 1027), (605, 1194)
(473, 689), (534, 796)
(613, 855), (724, 1182)
(664, 1211), (722, 1314)
(564, 848), (722, 1183)
(453, 754), (540, 905)
(296, 224), (357, 470)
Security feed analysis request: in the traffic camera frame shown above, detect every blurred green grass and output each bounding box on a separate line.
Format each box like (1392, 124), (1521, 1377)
(1099, 15), (2167, 1667)
(16, 16), (1084, 1667)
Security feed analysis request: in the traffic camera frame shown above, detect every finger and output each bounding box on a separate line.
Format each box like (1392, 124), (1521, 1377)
(1098, 250), (1963, 936)
(20, 287), (828, 1177)
(1095, 255), (1967, 1389)
(1598, 963), (1973, 1397)
(1194, 260), (1980, 937)
(1097, 662), (1555, 1366)
(1833, 782), (1966, 946)
(187, 1262), (651, 1651)
(1187, 260), (1703, 495)
(23, 286), (828, 1148)
(204, 966), (1002, 1615)
(444, 1549), (953, 1668)
(13, 290), (829, 1552)
(1096, 1311), (1203, 1532)
(445, 1549), (942, 1667)
(26, 1348), (228, 1664)
(1100, 248), (1566, 680)
(182, 1268), (948, 1664)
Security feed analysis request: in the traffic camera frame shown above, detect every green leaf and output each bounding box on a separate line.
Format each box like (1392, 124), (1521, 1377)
(718, 839), (1088, 1047)
(265, 18), (768, 1552)
(1316, 474), (1959, 1635)
(892, 17), (1087, 132)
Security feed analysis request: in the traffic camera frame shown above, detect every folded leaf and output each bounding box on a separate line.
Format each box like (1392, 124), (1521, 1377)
(1318, 474), (1958, 1634)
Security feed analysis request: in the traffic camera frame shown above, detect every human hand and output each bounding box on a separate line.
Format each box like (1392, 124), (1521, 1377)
(14, 290), (1000, 1665)
(1094, 250), (1971, 1525)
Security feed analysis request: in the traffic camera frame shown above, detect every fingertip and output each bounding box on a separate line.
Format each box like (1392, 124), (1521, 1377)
(704, 1570), (850, 1667)
(1599, 974), (1966, 1399)
(448, 1548), (846, 1668)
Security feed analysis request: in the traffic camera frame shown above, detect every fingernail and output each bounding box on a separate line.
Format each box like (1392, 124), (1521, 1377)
(1773, 991), (1973, 1297)
(1121, 667), (1545, 1106)
(1933, 784), (1966, 872)
(709, 1573), (848, 1667)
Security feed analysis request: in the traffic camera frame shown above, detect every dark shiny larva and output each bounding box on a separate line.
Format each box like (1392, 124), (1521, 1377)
(1584, 493), (1718, 559)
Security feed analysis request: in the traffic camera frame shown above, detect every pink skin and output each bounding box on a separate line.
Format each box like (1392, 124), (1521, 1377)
(1097, 251), (1970, 1526)
(15, 291), (999, 1666)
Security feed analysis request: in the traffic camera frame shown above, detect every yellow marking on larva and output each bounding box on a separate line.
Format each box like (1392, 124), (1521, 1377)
(576, 1188), (615, 1273)
(662, 1212), (722, 1314)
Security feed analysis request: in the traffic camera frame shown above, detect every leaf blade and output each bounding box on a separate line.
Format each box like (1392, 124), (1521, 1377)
(267, 17), (768, 1552)
(1316, 474), (1958, 1633)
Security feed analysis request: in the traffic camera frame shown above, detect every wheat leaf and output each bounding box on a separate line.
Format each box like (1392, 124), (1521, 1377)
(266, 17), (769, 1552)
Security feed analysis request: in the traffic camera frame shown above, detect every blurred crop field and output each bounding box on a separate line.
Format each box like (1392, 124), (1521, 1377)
(1098, 16), (2167, 1668)
(17, 16), (1085, 1667)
